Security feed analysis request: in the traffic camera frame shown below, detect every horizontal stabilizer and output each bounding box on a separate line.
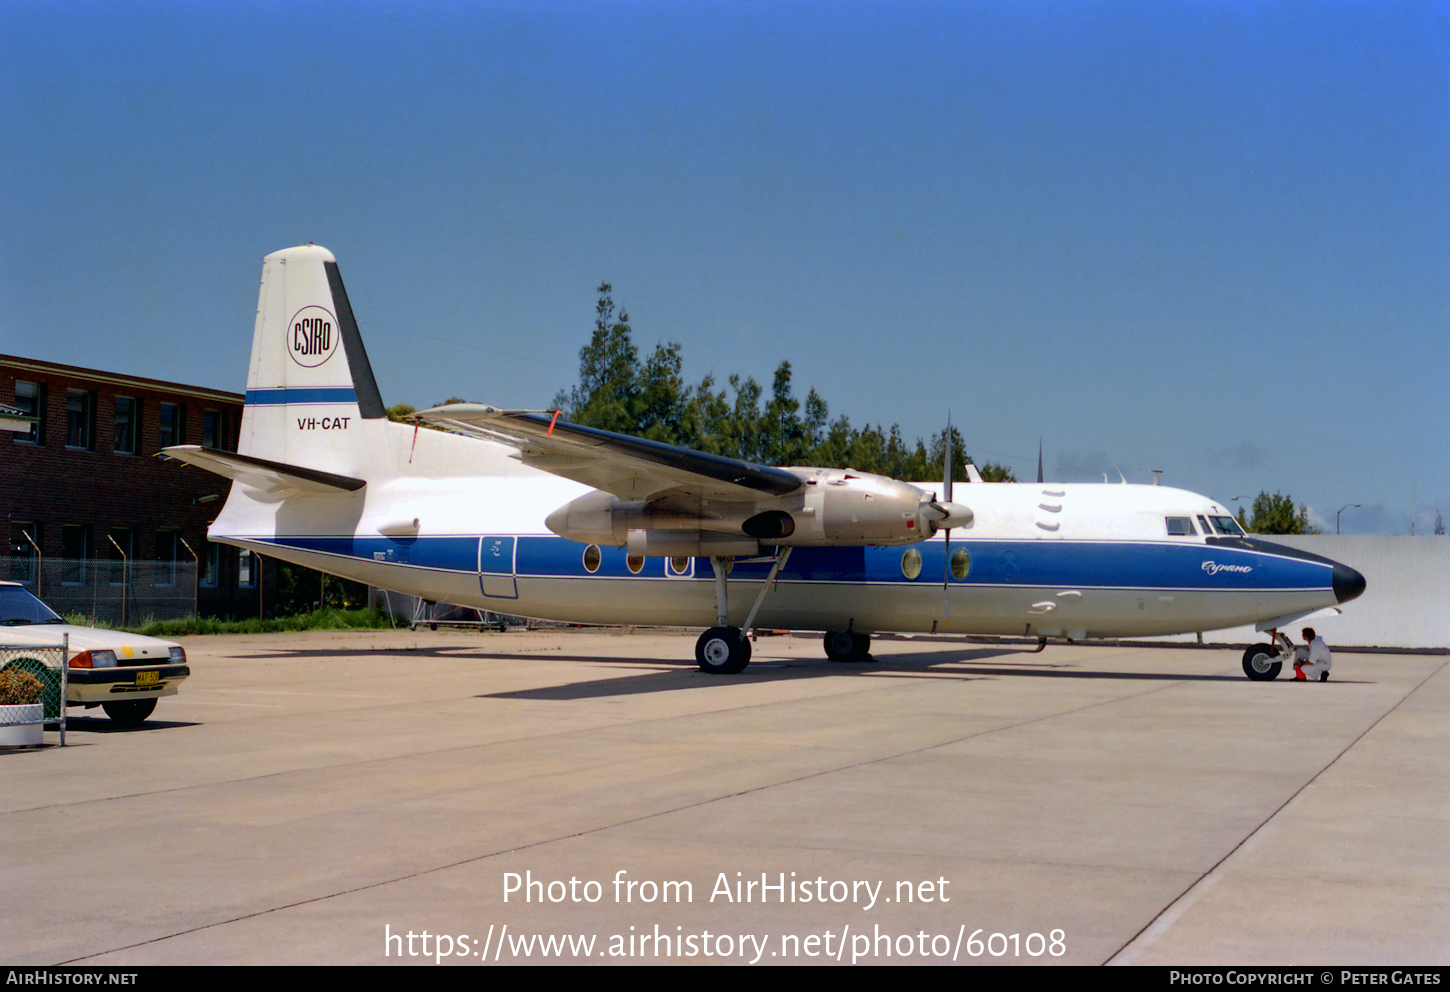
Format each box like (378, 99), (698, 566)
(414, 403), (802, 502)
(161, 445), (366, 495)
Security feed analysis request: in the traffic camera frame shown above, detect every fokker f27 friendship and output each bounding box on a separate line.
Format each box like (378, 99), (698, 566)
(166, 245), (1365, 679)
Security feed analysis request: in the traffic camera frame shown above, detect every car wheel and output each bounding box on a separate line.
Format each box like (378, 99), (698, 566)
(101, 699), (157, 727)
(1241, 643), (1282, 681)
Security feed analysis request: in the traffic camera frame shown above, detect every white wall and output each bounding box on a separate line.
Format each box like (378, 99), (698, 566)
(1175, 536), (1450, 650)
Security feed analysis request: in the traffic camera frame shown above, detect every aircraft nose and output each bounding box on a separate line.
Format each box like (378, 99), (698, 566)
(1332, 561), (1367, 604)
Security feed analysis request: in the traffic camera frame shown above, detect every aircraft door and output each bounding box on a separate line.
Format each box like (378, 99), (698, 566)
(478, 537), (518, 599)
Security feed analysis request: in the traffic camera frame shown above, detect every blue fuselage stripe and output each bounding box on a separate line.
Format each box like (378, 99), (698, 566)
(249, 534), (1332, 592)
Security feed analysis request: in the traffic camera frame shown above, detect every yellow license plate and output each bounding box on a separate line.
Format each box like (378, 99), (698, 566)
(135, 671), (160, 686)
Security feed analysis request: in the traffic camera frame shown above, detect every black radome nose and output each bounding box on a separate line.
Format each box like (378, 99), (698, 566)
(1333, 562), (1367, 604)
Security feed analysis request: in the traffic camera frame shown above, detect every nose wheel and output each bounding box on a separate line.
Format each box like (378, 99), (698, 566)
(696, 626), (751, 674)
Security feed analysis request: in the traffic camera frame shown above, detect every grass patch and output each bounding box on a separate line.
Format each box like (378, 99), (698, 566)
(76, 608), (396, 637)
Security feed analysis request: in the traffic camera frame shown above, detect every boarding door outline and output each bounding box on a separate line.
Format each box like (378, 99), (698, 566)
(478, 537), (518, 599)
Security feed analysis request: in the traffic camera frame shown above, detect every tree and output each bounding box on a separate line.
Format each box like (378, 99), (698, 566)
(1242, 491), (1315, 535)
(556, 282), (1015, 482)
(1435, 512), (1445, 536)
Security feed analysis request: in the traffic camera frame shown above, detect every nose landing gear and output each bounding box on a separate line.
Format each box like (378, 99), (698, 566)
(1242, 630), (1293, 681)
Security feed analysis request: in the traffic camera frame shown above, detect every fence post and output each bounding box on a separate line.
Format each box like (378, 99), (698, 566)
(21, 530), (42, 599)
(179, 537), (200, 619)
(106, 534), (129, 628)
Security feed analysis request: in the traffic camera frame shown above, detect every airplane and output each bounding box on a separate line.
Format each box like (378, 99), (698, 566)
(164, 245), (1366, 681)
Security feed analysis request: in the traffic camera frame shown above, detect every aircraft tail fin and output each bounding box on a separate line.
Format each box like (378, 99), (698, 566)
(237, 245), (386, 469)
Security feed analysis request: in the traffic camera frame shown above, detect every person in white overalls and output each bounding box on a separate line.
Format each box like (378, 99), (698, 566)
(1293, 627), (1332, 681)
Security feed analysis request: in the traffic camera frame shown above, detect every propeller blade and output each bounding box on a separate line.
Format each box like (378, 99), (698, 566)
(942, 411), (954, 622)
(942, 524), (951, 623)
(943, 410), (953, 506)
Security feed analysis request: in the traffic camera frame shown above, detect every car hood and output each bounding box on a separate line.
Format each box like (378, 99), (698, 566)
(0, 624), (179, 661)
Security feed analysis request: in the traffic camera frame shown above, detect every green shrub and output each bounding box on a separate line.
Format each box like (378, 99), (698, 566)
(130, 607), (393, 638)
(0, 668), (45, 706)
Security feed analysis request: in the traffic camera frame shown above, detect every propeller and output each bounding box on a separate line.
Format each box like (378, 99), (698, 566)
(942, 415), (953, 621)
(928, 412), (973, 622)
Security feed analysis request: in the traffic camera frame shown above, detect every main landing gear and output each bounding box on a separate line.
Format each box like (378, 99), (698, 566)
(696, 626), (751, 674)
(822, 629), (872, 663)
(695, 549), (793, 675)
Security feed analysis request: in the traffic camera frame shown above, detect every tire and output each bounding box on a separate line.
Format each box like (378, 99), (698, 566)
(2, 658), (61, 719)
(102, 698), (157, 727)
(696, 627), (751, 675)
(1241, 643), (1282, 681)
(823, 630), (871, 663)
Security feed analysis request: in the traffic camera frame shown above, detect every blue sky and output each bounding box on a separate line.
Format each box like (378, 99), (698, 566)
(3, 0), (1446, 533)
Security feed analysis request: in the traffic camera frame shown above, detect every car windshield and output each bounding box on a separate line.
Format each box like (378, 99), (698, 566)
(0, 586), (65, 625)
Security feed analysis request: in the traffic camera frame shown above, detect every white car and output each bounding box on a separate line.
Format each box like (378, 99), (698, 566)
(0, 581), (189, 726)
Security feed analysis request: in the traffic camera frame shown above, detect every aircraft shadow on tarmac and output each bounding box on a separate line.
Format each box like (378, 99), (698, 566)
(222, 643), (1349, 703)
(477, 644), (1260, 701)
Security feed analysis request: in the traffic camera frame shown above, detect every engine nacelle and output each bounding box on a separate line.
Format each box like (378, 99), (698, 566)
(544, 467), (957, 551)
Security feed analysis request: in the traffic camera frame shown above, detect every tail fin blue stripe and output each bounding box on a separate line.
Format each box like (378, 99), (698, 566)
(245, 388), (359, 405)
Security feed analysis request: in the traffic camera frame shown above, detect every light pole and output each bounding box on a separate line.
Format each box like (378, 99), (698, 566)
(1337, 503), (1360, 535)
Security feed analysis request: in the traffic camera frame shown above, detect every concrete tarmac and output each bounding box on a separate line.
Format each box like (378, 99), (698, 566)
(2, 629), (1446, 966)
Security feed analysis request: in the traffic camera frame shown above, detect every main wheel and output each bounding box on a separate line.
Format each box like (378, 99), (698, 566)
(1241, 643), (1282, 681)
(101, 698), (157, 727)
(696, 627), (751, 674)
(823, 630), (871, 662)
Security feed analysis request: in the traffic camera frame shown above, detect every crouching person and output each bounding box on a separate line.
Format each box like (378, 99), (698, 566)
(1294, 627), (1332, 682)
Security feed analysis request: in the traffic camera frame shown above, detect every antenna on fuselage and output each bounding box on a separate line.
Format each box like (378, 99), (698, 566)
(1037, 437), (1043, 484)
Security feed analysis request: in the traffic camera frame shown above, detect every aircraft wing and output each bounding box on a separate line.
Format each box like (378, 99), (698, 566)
(161, 445), (366, 495)
(414, 404), (803, 502)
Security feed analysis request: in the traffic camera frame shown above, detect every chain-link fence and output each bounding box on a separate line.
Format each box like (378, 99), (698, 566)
(0, 639), (67, 744)
(1, 559), (197, 627)
(371, 588), (565, 631)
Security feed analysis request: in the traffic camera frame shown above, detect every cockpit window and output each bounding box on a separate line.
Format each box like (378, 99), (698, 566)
(1209, 515), (1244, 536)
(1165, 516), (1197, 536)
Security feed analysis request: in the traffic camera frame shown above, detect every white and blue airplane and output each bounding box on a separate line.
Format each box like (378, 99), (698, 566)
(165, 245), (1365, 680)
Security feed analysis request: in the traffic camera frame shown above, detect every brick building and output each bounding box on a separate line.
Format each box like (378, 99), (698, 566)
(2, 354), (274, 621)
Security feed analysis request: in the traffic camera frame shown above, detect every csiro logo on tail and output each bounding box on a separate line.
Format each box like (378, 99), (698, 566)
(288, 306), (339, 367)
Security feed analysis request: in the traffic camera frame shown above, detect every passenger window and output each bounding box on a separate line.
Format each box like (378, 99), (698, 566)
(1165, 517), (1196, 536)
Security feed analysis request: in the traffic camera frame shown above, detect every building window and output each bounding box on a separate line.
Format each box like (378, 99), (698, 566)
(9, 522), (41, 585)
(108, 528), (133, 586)
(203, 409), (228, 450)
(155, 530), (178, 587)
(66, 389), (93, 449)
(201, 542), (220, 588)
(158, 402), (183, 448)
(61, 525), (89, 585)
(12, 381), (43, 444)
(114, 396), (138, 454)
(238, 548), (256, 588)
